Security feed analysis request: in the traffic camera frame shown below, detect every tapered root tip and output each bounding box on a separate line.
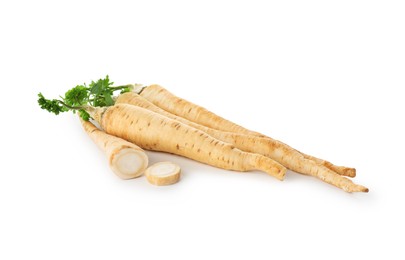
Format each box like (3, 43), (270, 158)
(353, 185), (369, 193)
(343, 168), (357, 178)
(344, 185), (369, 193)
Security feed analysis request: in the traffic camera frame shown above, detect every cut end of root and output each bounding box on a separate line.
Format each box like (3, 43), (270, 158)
(111, 148), (149, 179)
(85, 106), (107, 125)
(275, 167), (287, 181)
(145, 162), (181, 186)
(131, 84), (146, 94)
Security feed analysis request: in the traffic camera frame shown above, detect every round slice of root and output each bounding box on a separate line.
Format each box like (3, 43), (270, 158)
(145, 162), (181, 186)
(110, 148), (149, 180)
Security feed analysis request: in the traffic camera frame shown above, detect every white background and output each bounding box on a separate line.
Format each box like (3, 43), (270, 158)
(1, 0), (404, 259)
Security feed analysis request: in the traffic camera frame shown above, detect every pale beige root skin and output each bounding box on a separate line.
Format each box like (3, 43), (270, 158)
(302, 161), (368, 193)
(116, 93), (366, 192)
(80, 118), (148, 179)
(135, 86), (356, 178)
(213, 134), (368, 192)
(96, 104), (286, 180)
(301, 153), (356, 177)
(145, 162), (181, 186)
(139, 84), (264, 136)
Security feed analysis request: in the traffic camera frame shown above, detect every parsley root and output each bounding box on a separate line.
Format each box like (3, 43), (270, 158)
(137, 84), (263, 136)
(88, 104), (286, 180)
(80, 118), (148, 179)
(38, 76), (367, 193)
(134, 85), (357, 176)
(116, 92), (367, 192)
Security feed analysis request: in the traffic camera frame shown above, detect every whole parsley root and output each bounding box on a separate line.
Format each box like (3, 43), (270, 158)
(115, 92), (368, 193)
(135, 85), (355, 176)
(123, 85), (368, 193)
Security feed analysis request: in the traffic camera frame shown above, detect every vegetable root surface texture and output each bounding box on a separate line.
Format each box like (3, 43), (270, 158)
(137, 85), (354, 176)
(90, 104), (286, 180)
(129, 87), (367, 192)
(139, 84), (263, 136)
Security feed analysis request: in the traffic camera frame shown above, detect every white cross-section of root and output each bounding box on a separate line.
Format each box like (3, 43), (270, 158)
(145, 162), (181, 186)
(80, 118), (148, 179)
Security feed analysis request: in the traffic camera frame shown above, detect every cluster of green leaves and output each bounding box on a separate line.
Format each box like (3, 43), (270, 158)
(38, 75), (132, 120)
(38, 93), (68, 115)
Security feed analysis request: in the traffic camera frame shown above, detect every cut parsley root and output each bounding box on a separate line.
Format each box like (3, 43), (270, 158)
(145, 162), (181, 186)
(89, 104), (286, 180)
(80, 118), (148, 179)
(116, 92), (367, 192)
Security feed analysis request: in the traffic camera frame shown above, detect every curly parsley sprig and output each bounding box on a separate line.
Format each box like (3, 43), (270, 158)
(38, 75), (132, 120)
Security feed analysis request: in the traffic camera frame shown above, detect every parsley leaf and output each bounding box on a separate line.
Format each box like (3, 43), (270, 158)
(38, 93), (67, 115)
(38, 75), (132, 120)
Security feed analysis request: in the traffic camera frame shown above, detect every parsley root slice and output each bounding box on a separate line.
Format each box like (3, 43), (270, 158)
(88, 104), (286, 180)
(134, 85), (356, 178)
(145, 162), (181, 186)
(80, 117), (148, 179)
(116, 93), (368, 192)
